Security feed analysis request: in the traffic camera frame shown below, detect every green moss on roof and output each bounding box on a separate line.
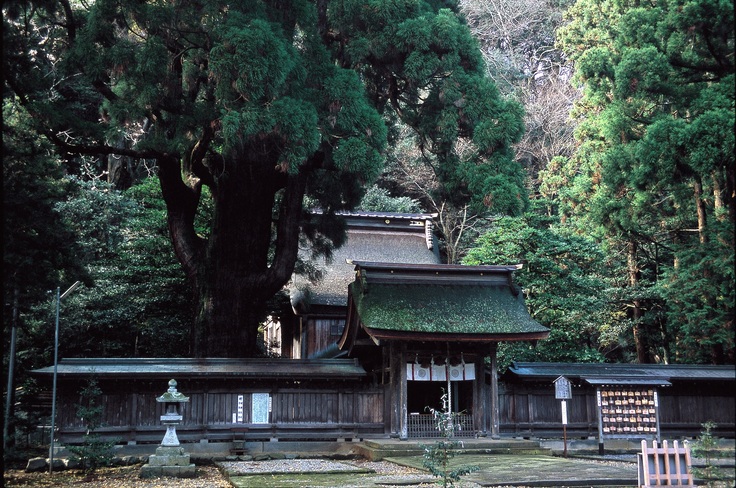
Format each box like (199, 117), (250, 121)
(349, 282), (549, 335)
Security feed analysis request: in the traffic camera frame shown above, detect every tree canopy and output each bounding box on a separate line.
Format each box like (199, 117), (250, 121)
(4, 0), (527, 357)
(553, 0), (734, 363)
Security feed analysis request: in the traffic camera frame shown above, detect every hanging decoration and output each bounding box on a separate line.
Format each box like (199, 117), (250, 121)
(406, 354), (474, 381)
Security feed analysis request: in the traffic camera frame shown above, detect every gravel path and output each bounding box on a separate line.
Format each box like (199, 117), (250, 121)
(220, 458), (367, 474)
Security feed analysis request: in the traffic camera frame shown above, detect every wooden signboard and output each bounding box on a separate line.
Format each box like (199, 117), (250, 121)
(554, 376), (572, 400)
(597, 387), (660, 440)
(251, 393), (271, 424)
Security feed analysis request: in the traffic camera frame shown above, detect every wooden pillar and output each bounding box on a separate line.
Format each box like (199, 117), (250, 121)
(490, 343), (500, 438)
(389, 342), (406, 437)
(473, 357), (487, 437)
(388, 341), (408, 439)
(398, 343), (408, 439)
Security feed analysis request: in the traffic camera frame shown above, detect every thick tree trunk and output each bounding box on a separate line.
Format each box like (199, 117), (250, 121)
(161, 143), (309, 358)
(195, 161), (277, 357)
(693, 178), (707, 244)
(627, 239), (648, 364)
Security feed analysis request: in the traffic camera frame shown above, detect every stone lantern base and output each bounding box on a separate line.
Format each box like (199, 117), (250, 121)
(139, 446), (195, 478)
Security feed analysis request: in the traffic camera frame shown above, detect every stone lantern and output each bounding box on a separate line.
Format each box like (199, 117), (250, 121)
(140, 379), (195, 478)
(157, 379), (188, 446)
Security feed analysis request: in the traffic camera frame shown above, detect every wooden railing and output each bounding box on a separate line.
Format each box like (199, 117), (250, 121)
(407, 413), (475, 438)
(638, 440), (694, 487)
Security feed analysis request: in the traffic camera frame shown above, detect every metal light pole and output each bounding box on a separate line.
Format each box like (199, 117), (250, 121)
(4, 288), (19, 453)
(49, 281), (81, 474)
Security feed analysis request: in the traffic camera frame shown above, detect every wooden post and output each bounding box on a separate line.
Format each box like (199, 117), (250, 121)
(561, 399), (568, 457)
(489, 344), (499, 438)
(398, 342), (408, 440)
(389, 342), (400, 437)
(389, 342), (407, 439)
(473, 357), (487, 437)
(596, 389), (604, 455)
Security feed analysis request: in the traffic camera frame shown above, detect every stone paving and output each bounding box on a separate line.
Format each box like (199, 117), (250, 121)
(389, 454), (639, 487)
(219, 455), (643, 487)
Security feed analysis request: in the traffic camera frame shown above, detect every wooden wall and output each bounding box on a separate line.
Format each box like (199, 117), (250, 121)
(306, 318), (345, 358)
(52, 377), (734, 444)
(498, 382), (735, 439)
(54, 379), (386, 444)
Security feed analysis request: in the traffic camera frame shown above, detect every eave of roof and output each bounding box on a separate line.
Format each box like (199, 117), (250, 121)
(31, 358), (368, 380)
(506, 362), (736, 382)
(583, 376), (672, 387)
(349, 261), (523, 274)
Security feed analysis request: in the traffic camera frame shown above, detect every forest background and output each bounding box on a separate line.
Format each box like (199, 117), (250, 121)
(3, 0), (734, 448)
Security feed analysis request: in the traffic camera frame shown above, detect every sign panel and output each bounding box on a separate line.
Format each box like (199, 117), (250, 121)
(251, 393), (270, 424)
(407, 362), (475, 381)
(237, 394), (244, 423)
(554, 376), (573, 400)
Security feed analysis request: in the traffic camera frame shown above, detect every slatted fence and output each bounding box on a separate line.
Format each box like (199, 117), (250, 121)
(638, 440), (694, 487)
(407, 413), (475, 438)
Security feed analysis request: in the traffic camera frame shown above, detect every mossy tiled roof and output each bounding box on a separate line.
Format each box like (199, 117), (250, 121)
(291, 212), (440, 307)
(349, 281), (549, 337)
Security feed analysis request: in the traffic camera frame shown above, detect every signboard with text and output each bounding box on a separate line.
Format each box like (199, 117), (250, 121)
(554, 376), (572, 400)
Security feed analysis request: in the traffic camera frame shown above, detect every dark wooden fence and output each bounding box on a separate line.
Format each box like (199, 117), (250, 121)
(498, 384), (735, 439)
(52, 379), (734, 444)
(56, 385), (385, 445)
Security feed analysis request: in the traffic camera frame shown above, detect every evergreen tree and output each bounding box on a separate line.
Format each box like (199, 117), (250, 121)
(463, 207), (616, 366)
(2, 99), (89, 451)
(4, 0), (527, 357)
(48, 177), (194, 358)
(553, 0), (734, 363)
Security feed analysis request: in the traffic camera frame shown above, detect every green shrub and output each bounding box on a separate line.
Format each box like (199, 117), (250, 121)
(66, 379), (118, 474)
(691, 421), (729, 487)
(421, 389), (479, 487)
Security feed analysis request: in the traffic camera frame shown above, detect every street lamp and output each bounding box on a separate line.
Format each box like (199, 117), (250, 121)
(49, 281), (81, 474)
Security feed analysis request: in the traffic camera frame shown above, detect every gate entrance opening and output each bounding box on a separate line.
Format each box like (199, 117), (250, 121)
(407, 380), (473, 414)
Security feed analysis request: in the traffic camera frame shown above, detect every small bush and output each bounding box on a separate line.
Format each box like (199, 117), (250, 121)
(691, 421), (729, 487)
(66, 379), (118, 475)
(421, 389), (478, 487)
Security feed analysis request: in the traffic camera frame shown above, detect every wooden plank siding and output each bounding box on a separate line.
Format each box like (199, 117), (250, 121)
(54, 383), (386, 444)
(498, 384), (735, 439)
(49, 373), (733, 444)
(306, 318), (345, 358)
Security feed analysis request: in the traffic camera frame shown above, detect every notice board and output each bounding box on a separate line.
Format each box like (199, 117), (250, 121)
(596, 387), (661, 440)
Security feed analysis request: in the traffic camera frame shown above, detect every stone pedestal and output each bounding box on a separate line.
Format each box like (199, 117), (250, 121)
(139, 446), (195, 478)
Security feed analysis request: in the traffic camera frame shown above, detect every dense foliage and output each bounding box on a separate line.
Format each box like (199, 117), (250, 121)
(4, 0), (527, 357)
(51, 177), (194, 358)
(463, 209), (613, 367)
(553, 0), (734, 363)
